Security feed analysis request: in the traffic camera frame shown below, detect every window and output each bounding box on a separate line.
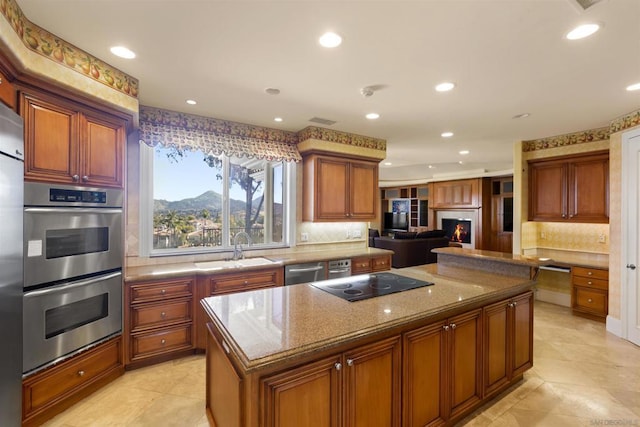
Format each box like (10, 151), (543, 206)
(141, 145), (293, 255)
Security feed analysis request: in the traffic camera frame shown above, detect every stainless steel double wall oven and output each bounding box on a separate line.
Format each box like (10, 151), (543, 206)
(23, 182), (123, 374)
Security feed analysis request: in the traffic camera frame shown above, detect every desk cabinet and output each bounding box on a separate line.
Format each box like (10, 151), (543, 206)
(571, 266), (608, 321)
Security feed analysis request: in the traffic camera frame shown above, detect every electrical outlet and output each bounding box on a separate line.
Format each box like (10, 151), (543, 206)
(598, 234), (606, 243)
(540, 231), (546, 239)
(300, 232), (309, 242)
(352, 229), (362, 238)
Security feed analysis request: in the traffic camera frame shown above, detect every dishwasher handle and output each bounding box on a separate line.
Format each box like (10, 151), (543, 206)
(287, 265), (325, 273)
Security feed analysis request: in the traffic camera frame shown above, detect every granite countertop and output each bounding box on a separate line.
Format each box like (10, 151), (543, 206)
(201, 263), (534, 373)
(432, 247), (555, 267)
(124, 247), (393, 282)
(525, 249), (609, 270)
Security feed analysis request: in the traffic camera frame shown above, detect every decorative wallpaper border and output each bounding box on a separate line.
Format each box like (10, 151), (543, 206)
(610, 109), (640, 134)
(0, 0), (139, 98)
(297, 126), (387, 152)
(522, 127), (610, 152)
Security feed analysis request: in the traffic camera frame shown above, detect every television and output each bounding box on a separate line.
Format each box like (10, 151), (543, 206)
(384, 212), (409, 231)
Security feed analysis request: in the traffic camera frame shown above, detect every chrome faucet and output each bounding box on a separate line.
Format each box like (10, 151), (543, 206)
(232, 231), (252, 260)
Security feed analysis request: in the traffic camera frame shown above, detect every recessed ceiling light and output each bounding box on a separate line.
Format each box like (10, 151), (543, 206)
(265, 88), (280, 95)
(274, 117), (283, 122)
(512, 113), (531, 119)
(435, 82), (456, 92)
(319, 32), (342, 48)
(110, 46), (136, 59)
(428, 165), (433, 169)
(384, 162), (392, 166)
(566, 23), (601, 40)
(459, 150), (470, 155)
(626, 82), (640, 91)
(441, 132), (454, 138)
(458, 161), (464, 164)
(186, 99), (197, 105)
(366, 113), (380, 120)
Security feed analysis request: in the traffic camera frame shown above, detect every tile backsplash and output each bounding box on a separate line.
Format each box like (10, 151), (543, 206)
(521, 221), (609, 254)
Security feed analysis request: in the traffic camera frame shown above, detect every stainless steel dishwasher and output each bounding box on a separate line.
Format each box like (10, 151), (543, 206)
(284, 262), (327, 285)
(328, 259), (351, 279)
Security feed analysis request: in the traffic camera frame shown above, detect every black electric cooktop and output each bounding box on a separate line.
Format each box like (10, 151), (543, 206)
(310, 272), (434, 302)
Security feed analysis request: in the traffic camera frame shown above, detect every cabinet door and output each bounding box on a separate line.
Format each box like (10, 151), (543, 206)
(448, 309), (482, 420)
(261, 356), (341, 427)
(22, 92), (80, 184)
(0, 69), (16, 109)
(432, 179), (478, 208)
(80, 112), (125, 188)
(483, 300), (510, 397)
(529, 160), (567, 221)
(403, 322), (447, 427)
(569, 155), (609, 222)
(349, 161), (378, 219)
(315, 157), (349, 220)
(343, 336), (401, 427)
(511, 292), (533, 377)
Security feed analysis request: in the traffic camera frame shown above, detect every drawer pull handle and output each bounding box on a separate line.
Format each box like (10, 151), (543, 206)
(588, 298), (593, 303)
(161, 339), (166, 345)
(160, 312), (166, 318)
(77, 370), (85, 377)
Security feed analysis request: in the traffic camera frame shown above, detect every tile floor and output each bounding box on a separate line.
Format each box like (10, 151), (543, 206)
(43, 301), (640, 427)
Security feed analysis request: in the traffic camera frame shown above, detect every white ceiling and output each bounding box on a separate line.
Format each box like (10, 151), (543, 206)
(16, 0), (640, 183)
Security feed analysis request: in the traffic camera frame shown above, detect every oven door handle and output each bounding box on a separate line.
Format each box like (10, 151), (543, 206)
(24, 207), (123, 214)
(24, 271), (122, 297)
(287, 266), (325, 273)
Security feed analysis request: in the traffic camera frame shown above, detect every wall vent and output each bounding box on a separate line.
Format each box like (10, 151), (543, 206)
(309, 117), (337, 126)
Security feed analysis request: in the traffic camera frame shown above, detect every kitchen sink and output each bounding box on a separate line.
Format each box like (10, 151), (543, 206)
(195, 257), (278, 270)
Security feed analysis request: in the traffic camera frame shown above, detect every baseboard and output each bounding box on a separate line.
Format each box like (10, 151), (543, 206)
(606, 315), (623, 337)
(534, 288), (571, 307)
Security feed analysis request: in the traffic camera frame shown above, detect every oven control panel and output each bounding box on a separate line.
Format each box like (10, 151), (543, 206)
(50, 188), (107, 204)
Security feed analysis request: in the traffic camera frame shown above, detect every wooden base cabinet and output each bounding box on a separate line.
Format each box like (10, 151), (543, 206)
(351, 254), (391, 275)
(403, 309), (483, 426)
(483, 292), (533, 397)
(571, 267), (608, 321)
(260, 336), (401, 427)
(22, 336), (124, 426)
(124, 276), (196, 367)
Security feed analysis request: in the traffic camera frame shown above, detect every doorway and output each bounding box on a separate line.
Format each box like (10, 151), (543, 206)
(622, 128), (640, 346)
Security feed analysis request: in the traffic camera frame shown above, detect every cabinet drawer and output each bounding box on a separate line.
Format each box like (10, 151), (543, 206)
(351, 257), (371, 274)
(210, 268), (282, 294)
(371, 255), (391, 272)
(572, 267), (608, 281)
(131, 326), (193, 359)
(23, 337), (122, 415)
(129, 278), (193, 303)
(573, 287), (607, 315)
(572, 276), (608, 290)
(131, 299), (192, 331)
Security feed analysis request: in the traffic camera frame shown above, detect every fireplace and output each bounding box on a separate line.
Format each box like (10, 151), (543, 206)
(436, 210), (477, 249)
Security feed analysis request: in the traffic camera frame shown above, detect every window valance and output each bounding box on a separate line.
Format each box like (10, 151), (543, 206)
(139, 105), (302, 162)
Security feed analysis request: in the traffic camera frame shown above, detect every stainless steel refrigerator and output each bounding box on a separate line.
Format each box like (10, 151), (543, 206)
(0, 101), (24, 426)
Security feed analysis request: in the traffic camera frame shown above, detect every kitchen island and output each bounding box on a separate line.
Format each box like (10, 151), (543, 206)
(201, 249), (547, 426)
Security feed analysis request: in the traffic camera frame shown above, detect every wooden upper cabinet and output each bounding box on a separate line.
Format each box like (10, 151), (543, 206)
(0, 69), (16, 110)
(303, 154), (378, 221)
(432, 178), (480, 208)
(21, 90), (126, 188)
(528, 151), (609, 223)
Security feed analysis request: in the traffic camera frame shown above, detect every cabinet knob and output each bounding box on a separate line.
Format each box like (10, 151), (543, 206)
(244, 280), (249, 285)
(346, 358), (354, 367)
(161, 339), (166, 345)
(587, 271), (593, 276)
(82, 175), (89, 182)
(513, 301), (517, 307)
(450, 323), (457, 329)
(627, 264), (637, 270)
(561, 213), (566, 218)
(508, 303), (514, 308)
(72, 174), (80, 182)
(587, 281), (593, 285)
(334, 362), (342, 371)
(588, 298), (593, 303)
(161, 289), (166, 295)
(443, 325), (449, 331)
(160, 312), (166, 318)
(77, 370), (85, 377)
